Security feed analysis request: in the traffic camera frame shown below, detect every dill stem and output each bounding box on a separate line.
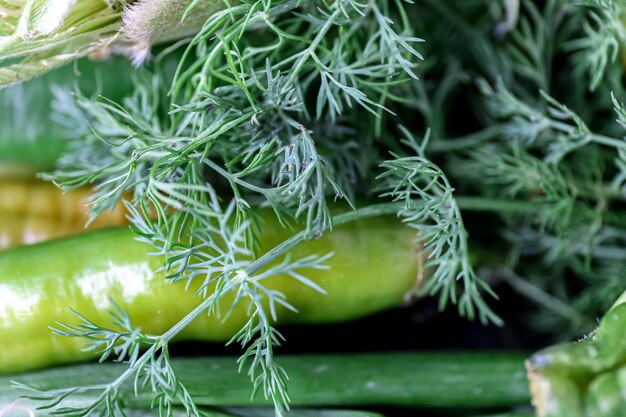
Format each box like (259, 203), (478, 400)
(284, 8), (341, 87)
(427, 125), (626, 155)
(92, 201), (405, 400)
(457, 196), (626, 229)
(427, 126), (503, 152)
(587, 132), (626, 150)
(498, 269), (592, 327)
(586, 245), (626, 259)
(456, 196), (543, 214)
(248, 202), (403, 274)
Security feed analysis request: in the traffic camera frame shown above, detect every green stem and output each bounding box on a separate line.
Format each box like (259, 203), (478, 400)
(159, 202), (405, 348)
(284, 8), (341, 88)
(428, 126), (503, 152)
(455, 197), (541, 215)
(32, 202), (406, 412)
(457, 196), (626, 232)
(497, 269), (591, 327)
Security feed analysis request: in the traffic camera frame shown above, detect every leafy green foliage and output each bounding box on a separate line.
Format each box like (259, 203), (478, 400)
(32, 2), (461, 415)
(378, 129), (500, 325)
(416, 0), (626, 337)
(566, 0), (626, 91)
(14, 0), (626, 415)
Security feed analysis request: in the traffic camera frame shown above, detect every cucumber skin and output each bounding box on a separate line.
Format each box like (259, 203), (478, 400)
(0, 353), (530, 409)
(0, 57), (134, 169)
(0, 215), (419, 374)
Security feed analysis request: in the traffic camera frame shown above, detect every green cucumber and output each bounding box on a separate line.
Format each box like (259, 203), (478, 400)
(469, 413), (535, 417)
(0, 405), (384, 417)
(0, 57), (134, 169)
(1, 353), (530, 410)
(222, 409), (385, 417)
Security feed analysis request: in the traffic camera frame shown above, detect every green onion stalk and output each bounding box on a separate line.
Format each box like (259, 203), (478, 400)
(0, 0), (222, 86)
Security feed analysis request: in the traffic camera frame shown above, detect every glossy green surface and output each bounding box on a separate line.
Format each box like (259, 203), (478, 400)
(470, 413), (535, 417)
(0, 214), (419, 374)
(0, 404), (383, 417)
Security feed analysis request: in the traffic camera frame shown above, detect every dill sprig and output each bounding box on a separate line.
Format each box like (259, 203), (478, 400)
(378, 129), (501, 325)
(15, 202), (404, 417)
(566, 0), (626, 91)
(27, 1), (492, 416)
(409, 0), (626, 337)
(19, 0), (626, 414)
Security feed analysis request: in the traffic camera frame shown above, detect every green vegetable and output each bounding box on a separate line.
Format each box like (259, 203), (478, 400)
(1, 1), (493, 414)
(470, 413), (534, 417)
(10, 1), (626, 416)
(0, 57), (134, 168)
(0, 209), (419, 375)
(526, 290), (626, 416)
(219, 407), (384, 417)
(223, 410), (386, 417)
(221, 410), (386, 417)
(0, 404), (382, 417)
(1, 353), (529, 411)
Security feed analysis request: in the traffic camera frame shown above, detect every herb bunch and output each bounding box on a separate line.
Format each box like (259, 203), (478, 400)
(10, 0), (499, 416)
(408, 0), (626, 337)
(7, 0), (626, 416)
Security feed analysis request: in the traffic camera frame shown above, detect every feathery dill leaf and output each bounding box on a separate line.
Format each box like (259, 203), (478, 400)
(408, 0), (626, 338)
(566, 0), (626, 92)
(24, 0), (626, 413)
(30, 1), (489, 416)
(378, 129), (501, 325)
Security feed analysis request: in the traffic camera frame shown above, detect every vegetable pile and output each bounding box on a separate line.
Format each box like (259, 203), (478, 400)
(2, 0), (626, 416)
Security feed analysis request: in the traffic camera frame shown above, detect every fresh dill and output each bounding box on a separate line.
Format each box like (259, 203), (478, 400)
(12, 1), (500, 416)
(414, 0), (626, 337)
(6, 0), (626, 415)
